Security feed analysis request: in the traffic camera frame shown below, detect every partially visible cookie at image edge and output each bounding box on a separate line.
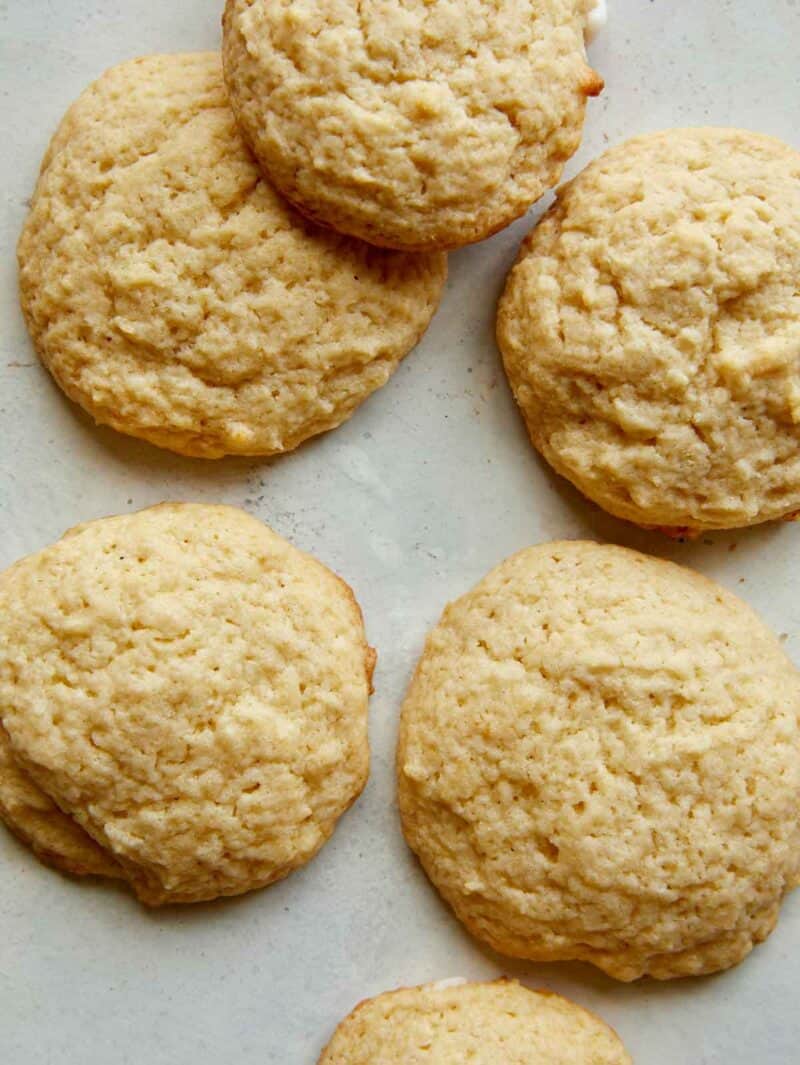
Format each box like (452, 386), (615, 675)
(0, 503), (373, 905)
(317, 978), (632, 1063)
(497, 127), (800, 534)
(0, 723), (124, 881)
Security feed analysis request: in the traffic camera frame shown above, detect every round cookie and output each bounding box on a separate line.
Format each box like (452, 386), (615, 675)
(0, 723), (123, 880)
(317, 978), (631, 1064)
(222, 1), (602, 251)
(0, 504), (373, 905)
(497, 128), (800, 534)
(17, 53), (446, 459)
(397, 541), (800, 980)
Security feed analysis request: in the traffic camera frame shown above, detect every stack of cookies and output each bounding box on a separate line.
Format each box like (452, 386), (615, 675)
(17, 2), (603, 461)
(6, 1), (800, 1062)
(0, 504), (374, 904)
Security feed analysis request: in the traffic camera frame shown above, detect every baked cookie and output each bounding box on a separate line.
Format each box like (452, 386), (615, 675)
(497, 128), (800, 534)
(398, 541), (800, 980)
(222, 1), (602, 251)
(17, 53), (446, 459)
(0, 504), (373, 905)
(0, 723), (123, 880)
(317, 978), (631, 1063)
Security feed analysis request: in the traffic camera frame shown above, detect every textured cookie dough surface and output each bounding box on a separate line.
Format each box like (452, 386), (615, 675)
(0, 724), (123, 880)
(317, 979), (631, 1064)
(222, 1), (602, 250)
(0, 504), (373, 905)
(17, 53), (446, 459)
(497, 128), (800, 533)
(398, 541), (800, 980)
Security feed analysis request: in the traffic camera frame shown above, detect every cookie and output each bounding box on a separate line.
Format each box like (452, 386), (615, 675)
(317, 978), (631, 1063)
(0, 723), (123, 880)
(397, 541), (800, 980)
(17, 53), (446, 459)
(497, 128), (800, 533)
(222, 1), (602, 251)
(0, 504), (373, 905)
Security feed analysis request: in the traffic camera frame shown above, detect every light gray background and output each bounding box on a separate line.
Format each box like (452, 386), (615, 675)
(1, 2), (799, 1061)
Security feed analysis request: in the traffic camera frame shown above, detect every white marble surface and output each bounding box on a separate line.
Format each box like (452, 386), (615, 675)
(1, 2), (799, 1062)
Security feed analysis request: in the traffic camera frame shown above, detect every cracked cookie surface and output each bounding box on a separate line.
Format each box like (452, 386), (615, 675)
(222, 1), (601, 250)
(17, 53), (446, 458)
(0, 723), (123, 880)
(397, 541), (800, 979)
(317, 979), (631, 1063)
(497, 128), (800, 533)
(0, 504), (373, 904)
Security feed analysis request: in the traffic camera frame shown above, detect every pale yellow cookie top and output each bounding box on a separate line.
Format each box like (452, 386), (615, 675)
(18, 52), (446, 458)
(0, 504), (373, 905)
(0, 723), (123, 880)
(497, 128), (800, 533)
(317, 979), (631, 1064)
(222, 0), (601, 250)
(398, 541), (800, 979)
